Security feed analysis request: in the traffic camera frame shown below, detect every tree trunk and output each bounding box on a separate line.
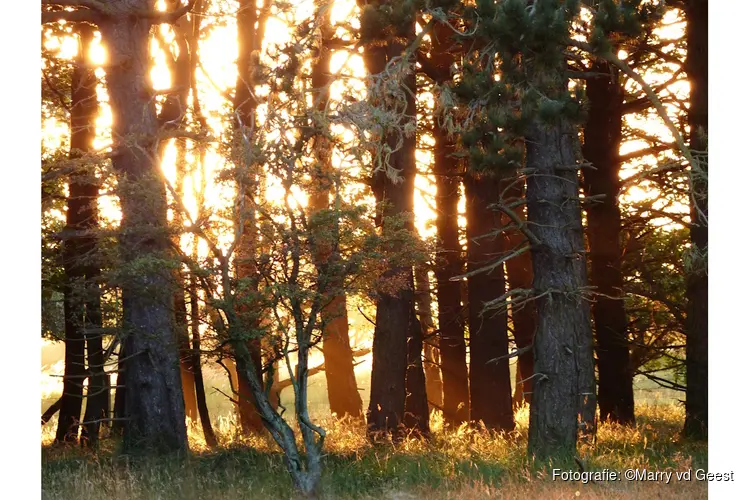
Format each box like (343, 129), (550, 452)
(525, 110), (597, 459)
(433, 94), (470, 426)
(176, 274), (198, 423)
(415, 266), (443, 410)
(56, 26), (100, 444)
(99, 11), (187, 454)
(464, 174), (514, 431)
(232, 0), (268, 436)
(404, 309), (431, 436)
(310, 10), (363, 420)
(189, 274), (218, 447)
(500, 179), (535, 408)
(683, 0), (708, 440)
(581, 61), (634, 425)
(365, 31), (424, 438)
(112, 336), (127, 436)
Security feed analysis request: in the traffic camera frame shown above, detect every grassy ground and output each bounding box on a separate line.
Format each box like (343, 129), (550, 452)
(41, 403), (707, 499)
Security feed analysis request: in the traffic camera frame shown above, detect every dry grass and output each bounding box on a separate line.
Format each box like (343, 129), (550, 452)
(41, 403), (707, 499)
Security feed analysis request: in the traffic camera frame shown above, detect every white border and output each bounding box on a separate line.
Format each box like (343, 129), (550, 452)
(0, 1), (42, 496)
(709, 0), (748, 497)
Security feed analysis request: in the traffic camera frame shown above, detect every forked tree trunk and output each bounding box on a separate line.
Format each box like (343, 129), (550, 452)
(100, 10), (187, 454)
(683, 0), (708, 440)
(464, 174), (514, 431)
(57, 26), (101, 445)
(582, 60), (635, 425)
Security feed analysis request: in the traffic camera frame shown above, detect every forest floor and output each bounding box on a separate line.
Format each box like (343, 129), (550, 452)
(41, 403), (707, 499)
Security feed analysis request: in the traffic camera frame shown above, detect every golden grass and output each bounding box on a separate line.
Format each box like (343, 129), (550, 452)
(41, 403), (707, 499)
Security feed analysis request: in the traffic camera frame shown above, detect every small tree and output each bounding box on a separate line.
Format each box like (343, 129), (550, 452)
(165, 5), (421, 493)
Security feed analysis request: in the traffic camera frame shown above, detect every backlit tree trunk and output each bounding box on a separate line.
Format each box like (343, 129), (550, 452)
(582, 61), (635, 425)
(310, 10), (363, 420)
(499, 179), (535, 408)
(56, 26), (101, 444)
(415, 266), (443, 410)
(364, 17), (427, 437)
(683, 0), (708, 440)
(464, 174), (514, 431)
(189, 273), (218, 447)
(233, 0), (267, 435)
(431, 22), (470, 427)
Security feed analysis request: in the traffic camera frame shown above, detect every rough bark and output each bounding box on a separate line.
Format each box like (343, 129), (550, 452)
(310, 10), (363, 420)
(525, 109), (597, 459)
(683, 0), (708, 440)
(433, 80), (470, 425)
(56, 26), (100, 445)
(581, 61), (635, 425)
(464, 174), (514, 431)
(99, 7), (187, 454)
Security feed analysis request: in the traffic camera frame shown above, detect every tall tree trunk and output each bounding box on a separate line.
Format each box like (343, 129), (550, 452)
(310, 9), (363, 420)
(683, 0), (708, 440)
(99, 9), (187, 454)
(364, 20), (427, 437)
(581, 61), (634, 425)
(233, 0), (267, 435)
(500, 179), (535, 408)
(525, 106), (596, 460)
(56, 26), (100, 444)
(433, 94), (470, 426)
(415, 267), (443, 410)
(404, 309), (431, 435)
(464, 174), (514, 431)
